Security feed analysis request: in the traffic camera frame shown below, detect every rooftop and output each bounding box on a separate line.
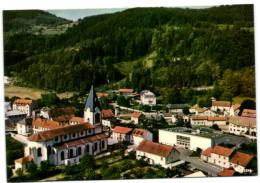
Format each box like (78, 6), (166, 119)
(228, 116), (256, 128)
(208, 116), (226, 121)
(231, 104), (240, 111)
(217, 169), (235, 177)
(6, 110), (27, 117)
(211, 145), (234, 157)
(131, 128), (147, 137)
(212, 101), (231, 107)
(229, 151), (254, 167)
(241, 109), (256, 118)
(113, 126), (133, 134)
(14, 99), (33, 105)
(69, 117), (85, 123)
(201, 147), (212, 157)
(32, 118), (69, 129)
(131, 112), (143, 118)
(102, 109), (115, 118)
(136, 140), (174, 158)
(119, 89), (134, 93)
(85, 86), (101, 112)
(15, 155), (32, 164)
(166, 104), (189, 109)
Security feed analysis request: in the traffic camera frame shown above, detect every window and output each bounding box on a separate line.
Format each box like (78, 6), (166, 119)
(29, 148), (31, 155)
(224, 157), (225, 160)
(101, 140), (105, 148)
(86, 144), (89, 152)
(61, 151), (64, 160)
(78, 147), (82, 156)
(94, 142), (98, 151)
(72, 133), (76, 138)
(95, 113), (101, 123)
(88, 130), (92, 134)
(81, 131), (84, 136)
(70, 149), (74, 158)
(47, 146), (52, 156)
(161, 157), (163, 161)
(55, 137), (59, 142)
(64, 135), (68, 140)
(37, 148), (42, 157)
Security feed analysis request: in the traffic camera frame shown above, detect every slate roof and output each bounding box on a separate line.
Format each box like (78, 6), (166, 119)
(15, 155), (32, 164)
(85, 86), (101, 112)
(229, 151), (254, 167)
(167, 104), (189, 109)
(136, 140), (175, 158)
(113, 126), (133, 134)
(211, 145), (234, 157)
(27, 122), (94, 142)
(212, 101), (231, 107)
(228, 116), (256, 128)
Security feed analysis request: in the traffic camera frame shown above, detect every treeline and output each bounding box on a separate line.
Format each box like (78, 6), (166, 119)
(4, 5), (255, 97)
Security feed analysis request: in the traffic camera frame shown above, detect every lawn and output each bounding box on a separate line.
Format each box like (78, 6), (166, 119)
(232, 96), (256, 104)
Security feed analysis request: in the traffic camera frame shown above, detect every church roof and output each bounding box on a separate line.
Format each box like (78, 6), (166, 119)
(85, 86), (101, 112)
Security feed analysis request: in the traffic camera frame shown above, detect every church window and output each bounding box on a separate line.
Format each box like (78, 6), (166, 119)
(86, 144), (89, 152)
(78, 147), (82, 156)
(95, 113), (101, 123)
(64, 135), (68, 140)
(47, 146), (52, 156)
(61, 151), (64, 160)
(101, 140), (105, 148)
(70, 149), (74, 158)
(94, 142), (98, 151)
(37, 148), (42, 157)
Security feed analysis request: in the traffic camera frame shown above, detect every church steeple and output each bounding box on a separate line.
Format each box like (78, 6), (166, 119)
(84, 85), (102, 126)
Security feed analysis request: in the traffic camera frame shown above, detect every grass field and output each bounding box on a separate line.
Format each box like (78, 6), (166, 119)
(232, 96), (256, 104)
(4, 85), (78, 100)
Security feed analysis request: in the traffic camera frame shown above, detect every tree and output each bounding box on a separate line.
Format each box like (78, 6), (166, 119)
(7, 166), (13, 180)
(238, 99), (256, 116)
(117, 95), (130, 107)
(211, 124), (220, 130)
(27, 162), (38, 178)
(79, 154), (96, 169)
(15, 168), (24, 180)
(182, 107), (190, 115)
(99, 96), (110, 110)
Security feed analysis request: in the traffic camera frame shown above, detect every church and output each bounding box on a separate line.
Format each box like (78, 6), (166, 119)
(16, 86), (108, 168)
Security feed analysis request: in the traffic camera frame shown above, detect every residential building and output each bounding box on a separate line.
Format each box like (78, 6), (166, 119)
(131, 112), (145, 124)
(230, 104), (240, 116)
(228, 116), (257, 137)
(112, 126), (133, 142)
(136, 140), (180, 168)
(191, 116), (227, 127)
(17, 118), (33, 136)
(32, 118), (69, 134)
(207, 117), (227, 126)
(96, 93), (110, 98)
(131, 128), (153, 145)
(159, 127), (227, 151)
(241, 109), (256, 118)
(15, 86), (108, 168)
(211, 101), (231, 112)
(189, 104), (199, 113)
(166, 104), (189, 113)
(201, 146), (254, 174)
(140, 90), (156, 106)
(14, 155), (33, 171)
(163, 113), (174, 122)
(13, 99), (37, 116)
(5, 110), (27, 124)
(119, 89), (134, 96)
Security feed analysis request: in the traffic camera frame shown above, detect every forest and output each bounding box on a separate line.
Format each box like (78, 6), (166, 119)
(3, 5), (255, 103)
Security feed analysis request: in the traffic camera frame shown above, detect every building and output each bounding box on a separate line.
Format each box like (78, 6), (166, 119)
(40, 107), (51, 119)
(14, 155), (33, 171)
(112, 126), (133, 142)
(15, 86), (108, 168)
(140, 90), (156, 106)
(230, 104), (240, 116)
(5, 119), (16, 133)
(136, 140), (180, 168)
(191, 116), (227, 127)
(5, 102), (12, 112)
(49, 107), (76, 121)
(211, 101), (231, 112)
(201, 145), (254, 174)
(119, 89), (134, 96)
(207, 117), (227, 126)
(130, 128), (153, 145)
(196, 108), (216, 117)
(5, 110), (27, 124)
(13, 99), (37, 116)
(131, 112), (145, 124)
(17, 118), (33, 136)
(241, 109), (256, 118)
(69, 117), (85, 125)
(217, 169), (235, 177)
(32, 118), (69, 134)
(4, 76), (12, 84)
(189, 104), (199, 113)
(228, 116), (257, 137)
(159, 127), (227, 151)
(166, 104), (189, 113)
(184, 171), (206, 178)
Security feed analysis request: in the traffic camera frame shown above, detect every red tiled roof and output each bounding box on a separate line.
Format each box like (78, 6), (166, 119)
(52, 116), (72, 122)
(96, 93), (109, 97)
(132, 128), (147, 137)
(191, 116), (208, 120)
(212, 101), (231, 107)
(32, 118), (69, 129)
(131, 112), (142, 118)
(217, 169), (235, 177)
(228, 116), (256, 128)
(136, 141), (174, 158)
(102, 109), (115, 118)
(211, 146), (234, 157)
(14, 99), (32, 105)
(208, 117), (226, 121)
(113, 126), (133, 134)
(69, 117), (85, 123)
(201, 148), (212, 157)
(241, 109), (256, 118)
(231, 104), (240, 111)
(15, 155), (32, 164)
(27, 122), (94, 142)
(229, 151), (254, 167)
(54, 133), (107, 150)
(119, 89), (134, 93)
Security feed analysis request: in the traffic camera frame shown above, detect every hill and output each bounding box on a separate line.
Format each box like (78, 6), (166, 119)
(3, 5), (255, 103)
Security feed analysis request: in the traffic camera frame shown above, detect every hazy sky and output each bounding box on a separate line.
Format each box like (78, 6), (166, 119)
(46, 6), (212, 21)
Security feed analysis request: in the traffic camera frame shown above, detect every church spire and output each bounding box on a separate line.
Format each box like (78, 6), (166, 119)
(85, 85), (101, 111)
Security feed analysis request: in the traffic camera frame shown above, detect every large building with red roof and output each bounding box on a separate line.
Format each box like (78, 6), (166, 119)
(12, 99), (37, 116)
(136, 140), (179, 168)
(15, 86), (108, 169)
(211, 101), (231, 112)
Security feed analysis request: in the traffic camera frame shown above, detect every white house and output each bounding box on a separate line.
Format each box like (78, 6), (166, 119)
(131, 112), (145, 125)
(136, 140), (180, 168)
(14, 155), (33, 171)
(140, 90), (156, 106)
(13, 99), (37, 116)
(228, 116), (257, 137)
(201, 145), (254, 174)
(17, 118), (33, 136)
(15, 86), (108, 168)
(230, 104), (240, 116)
(167, 104), (189, 113)
(159, 127), (227, 151)
(211, 101), (231, 112)
(130, 128), (153, 146)
(190, 116), (208, 126)
(112, 126), (133, 142)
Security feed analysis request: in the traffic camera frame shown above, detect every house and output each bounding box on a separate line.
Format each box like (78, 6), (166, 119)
(207, 117), (227, 126)
(217, 169), (236, 176)
(190, 116), (208, 126)
(119, 89), (134, 96)
(12, 99), (37, 116)
(69, 117), (85, 125)
(140, 90), (156, 106)
(136, 140), (180, 168)
(166, 104), (189, 113)
(159, 127), (227, 151)
(112, 126), (133, 142)
(189, 104), (199, 113)
(163, 113), (174, 122)
(14, 155), (33, 171)
(228, 116), (257, 137)
(16, 86), (108, 167)
(96, 93), (110, 98)
(201, 145), (254, 174)
(5, 110), (27, 124)
(241, 109), (256, 118)
(211, 101), (231, 112)
(196, 107), (216, 117)
(130, 128), (153, 146)
(5, 119), (16, 133)
(230, 104), (240, 116)
(131, 112), (145, 125)
(17, 118), (33, 136)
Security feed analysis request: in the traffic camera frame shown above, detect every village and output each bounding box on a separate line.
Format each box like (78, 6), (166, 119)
(4, 85), (257, 180)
